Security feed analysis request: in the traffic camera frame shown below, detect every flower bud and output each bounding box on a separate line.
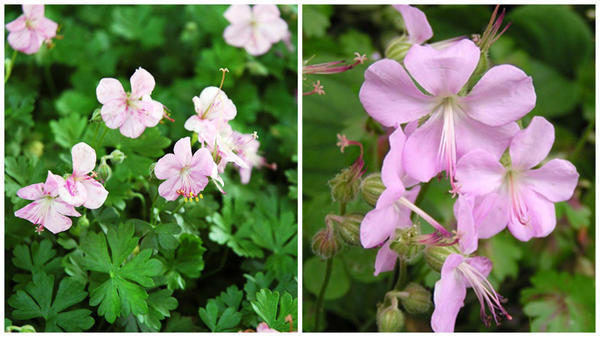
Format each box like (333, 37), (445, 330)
(97, 162), (112, 182)
(328, 166), (361, 204)
(336, 213), (362, 246)
(399, 283), (432, 315)
(424, 244), (461, 272)
(311, 225), (341, 260)
(389, 226), (423, 264)
(109, 149), (126, 164)
(385, 36), (412, 63)
(25, 140), (44, 158)
(78, 214), (90, 228)
(90, 108), (103, 123)
(377, 304), (405, 332)
(360, 173), (385, 207)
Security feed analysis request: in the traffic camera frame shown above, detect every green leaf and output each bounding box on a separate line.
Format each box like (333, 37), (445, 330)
(49, 114), (88, 149)
(304, 256), (350, 300)
(521, 270), (594, 332)
(198, 285), (244, 332)
(160, 233), (206, 291)
(12, 240), (62, 280)
(303, 5), (333, 38)
(8, 272), (94, 332)
(136, 289), (178, 331)
(250, 289), (297, 332)
(55, 90), (97, 117)
(110, 6), (166, 48)
(557, 201), (592, 229)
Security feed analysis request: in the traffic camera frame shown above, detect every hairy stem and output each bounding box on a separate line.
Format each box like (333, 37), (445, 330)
(315, 258), (333, 331)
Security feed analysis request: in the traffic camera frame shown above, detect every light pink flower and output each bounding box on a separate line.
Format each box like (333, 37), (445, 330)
(223, 4), (288, 56)
(184, 86), (237, 145)
(57, 142), (109, 209)
(232, 131), (269, 184)
(393, 5), (433, 45)
(14, 171), (81, 234)
(154, 137), (220, 201)
(359, 39), (535, 186)
(454, 116), (579, 241)
(256, 322), (278, 332)
(5, 5), (58, 55)
(432, 253), (511, 332)
(96, 67), (165, 138)
(206, 123), (249, 173)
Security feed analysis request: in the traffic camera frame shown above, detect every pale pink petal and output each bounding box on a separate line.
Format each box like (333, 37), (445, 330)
(257, 17), (288, 43)
(454, 115), (519, 160)
(510, 116), (554, 171)
(359, 59), (434, 127)
(23, 5), (44, 19)
(224, 4), (252, 23)
(524, 159), (579, 203)
(36, 17), (58, 39)
(256, 322), (278, 333)
(119, 114), (147, 139)
(45, 172), (63, 198)
(15, 201), (43, 224)
(58, 177), (87, 207)
(5, 16), (26, 32)
(404, 121), (418, 137)
(360, 204), (399, 249)
(197, 87), (237, 121)
(96, 78), (126, 104)
(81, 178), (108, 209)
(54, 200), (81, 217)
(190, 147), (217, 176)
(22, 32), (42, 54)
(222, 149), (249, 169)
(223, 23), (252, 48)
(8, 29), (33, 53)
(465, 65), (536, 126)
(188, 171), (210, 193)
(374, 241), (398, 276)
(402, 114), (443, 182)
(245, 29), (273, 56)
(158, 176), (183, 201)
(465, 256), (492, 278)
(239, 166), (252, 184)
(507, 187), (555, 241)
(184, 115), (203, 133)
(42, 207), (72, 234)
(138, 99), (163, 127)
(455, 150), (505, 196)
(393, 5), (433, 44)
(253, 4), (280, 21)
(173, 137), (192, 166)
(455, 196), (477, 254)
(431, 254), (466, 332)
(473, 193), (509, 239)
(71, 142), (96, 176)
(404, 39), (479, 96)
(17, 183), (44, 200)
(100, 100), (127, 129)
(154, 153), (181, 180)
(381, 127), (407, 188)
(130, 67), (155, 99)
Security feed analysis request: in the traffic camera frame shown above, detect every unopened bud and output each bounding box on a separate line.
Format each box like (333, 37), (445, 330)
(311, 225), (341, 259)
(360, 173), (385, 206)
(329, 166), (361, 204)
(25, 140), (44, 158)
(425, 244), (461, 272)
(97, 162), (112, 182)
(389, 226), (423, 264)
(109, 149), (126, 164)
(90, 108), (103, 123)
(377, 304), (405, 332)
(399, 283), (432, 315)
(336, 213), (362, 246)
(385, 36), (412, 63)
(78, 214), (90, 228)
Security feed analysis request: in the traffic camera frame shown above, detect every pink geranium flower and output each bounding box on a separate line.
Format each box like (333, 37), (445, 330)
(14, 171), (80, 234)
(232, 131), (273, 184)
(393, 5), (433, 45)
(432, 253), (511, 332)
(454, 116), (579, 241)
(5, 5), (58, 55)
(96, 67), (165, 138)
(184, 86), (237, 145)
(57, 142), (109, 209)
(359, 39), (536, 186)
(223, 4), (288, 56)
(154, 137), (221, 201)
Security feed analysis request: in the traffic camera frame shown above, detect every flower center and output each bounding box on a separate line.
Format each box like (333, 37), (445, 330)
(434, 96), (462, 189)
(176, 166), (204, 202)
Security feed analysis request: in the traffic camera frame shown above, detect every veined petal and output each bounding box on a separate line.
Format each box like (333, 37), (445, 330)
(224, 4), (252, 24)
(524, 159), (579, 202)
(17, 183), (45, 200)
(465, 256), (492, 278)
(473, 192), (509, 239)
(15, 201), (43, 224)
(454, 110), (519, 161)
(96, 78), (126, 105)
(359, 59), (434, 127)
(71, 142), (96, 176)
(8, 29), (33, 53)
(465, 65), (536, 126)
(22, 32), (42, 55)
(393, 5), (433, 44)
(381, 127), (407, 188)
(58, 177), (87, 207)
(158, 176), (183, 201)
(81, 178), (108, 209)
(257, 17), (288, 43)
(173, 137), (193, 166)
(510, 116), (554, 171)
(130, 67), (155, 99)
(138, 99), (163, 127)
(119, 113), (147, 139)
(404, 39), (480, 96)
(374, 241), (398, 276)
(245, 29), (273, 56)
(402, 113), (444, 182)
(431, 254), (467, 332)
(190, 147), (217, 176)
(455, 149), (505, 196)
(223, 23), (253, 48)
(36, 17), (58, 39)
(154, 153), (181, 179)
(23, 5), (44, 19)
(507, 187), (555, 241)
(54, 200), (81, 217)
(42, 207), (73, 234)
(100, 99), (127, 129)
(6, 16), (26, 32)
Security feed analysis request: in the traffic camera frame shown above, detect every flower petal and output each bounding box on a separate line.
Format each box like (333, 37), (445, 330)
(42, 207), (73, 234)
(454, 115), (519, 161)
(190, 147), (217, 176)
(154, 153), (181, 180)
(23, 5), (44, 19)
(223, 23), (253, 48)
(360, 204), (399, 249)
(71, 143), (96, 176)
(96, 78), (126, 105)
(374, 241), (398, 276)
(473, 192), (509, 239)
(465, 256), (492, 278)
(381, 127), (407, 188)
(58, 177), (87, 207)
(523, 158), (579, 203)
(464, 65), (536, 126)
(455, 149), (505, 196)
(257, 17), (288, 43)
(36, 17), (58, 39)
(402, 113), (443, 182)
(22, 32), (42, 54)
(158, 176), (183, 201)
(130, 67), (155, 99)
(507, 187), (555, 241)
(245, 29), (273, 56)
(510, 116), (554, 171)
(15, 200), (43, 225)
(359, 59), (434, 127)
(431, 254), (466, 332)
(119, 113), (147, 138)
(54, 200), (81, 217)
(138, 98), (163, 127)
(404, 39), (480, 96)
(393, 5), (433, 44)
(224, 4), (252, 23)
(81, 178), (108, 209)
(253, 4), (281, 21)
(8, 29), (33, 53)
(173, 137), (192, 166)
(455, 196), (477, 254)
(6, 16), (26, 32)
(100, 100), (127, 129)
(17, 183), (44, 200)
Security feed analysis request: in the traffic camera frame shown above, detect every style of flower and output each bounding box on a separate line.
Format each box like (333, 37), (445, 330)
(154, 137), (220, 201)
(223, 4), (288, 56)
(454, 116), (579, 241)
(5, 5), (58, 55)
(96, 67), (165, 138)
(14, 171), (81, 234)
(359, 39), (536, 187)
(184, 86), (237, 145)
(393, 5), (433, 45)
(57, 142), (109, 209)
(432, 253), (511, 332)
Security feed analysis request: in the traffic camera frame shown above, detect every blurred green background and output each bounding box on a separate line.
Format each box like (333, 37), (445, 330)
(5, 4), (298, 332)
(302, 5), (595, 332)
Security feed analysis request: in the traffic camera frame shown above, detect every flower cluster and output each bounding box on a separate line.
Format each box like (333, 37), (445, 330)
(14, 143), (108, 234)
(6, 5), (58, 55)
(357, 5), (578, 332)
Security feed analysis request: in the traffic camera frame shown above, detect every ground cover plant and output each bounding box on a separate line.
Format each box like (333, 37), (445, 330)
(5, 4), (298, 332)
(303, 4), (595, 332)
